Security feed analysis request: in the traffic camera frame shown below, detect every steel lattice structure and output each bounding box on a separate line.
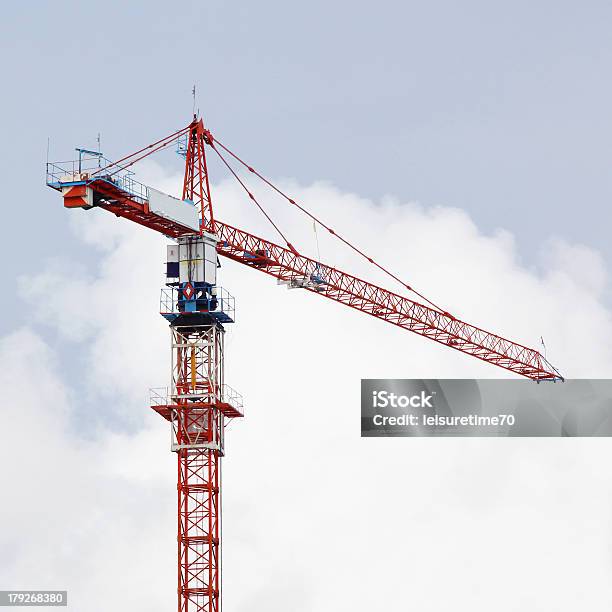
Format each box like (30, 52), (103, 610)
(214, 222), (558, 380)
(172, 324), (224, 612)
(151, 322), (241, 612)
(46, 113), (563, 612)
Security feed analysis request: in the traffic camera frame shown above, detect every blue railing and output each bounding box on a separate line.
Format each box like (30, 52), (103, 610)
(160, 286), (236, 323)
(46, 156), (150, 204)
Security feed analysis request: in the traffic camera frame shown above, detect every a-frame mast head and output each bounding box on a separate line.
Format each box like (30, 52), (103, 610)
(183, 117), (215, 234)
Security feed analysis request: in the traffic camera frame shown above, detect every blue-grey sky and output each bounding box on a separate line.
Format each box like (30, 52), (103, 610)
(3, 5), (612, 610)
(2, 0), (611, 338)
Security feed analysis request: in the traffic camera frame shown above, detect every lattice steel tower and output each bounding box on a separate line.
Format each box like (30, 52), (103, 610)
(150, 121), (244, 612)
(151, 232), (243, 612)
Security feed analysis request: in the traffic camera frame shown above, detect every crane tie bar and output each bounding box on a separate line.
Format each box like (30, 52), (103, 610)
(210, 135), (448, 314)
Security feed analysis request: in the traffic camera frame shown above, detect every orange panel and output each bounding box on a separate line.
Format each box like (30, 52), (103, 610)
(63, 185), (90, 208)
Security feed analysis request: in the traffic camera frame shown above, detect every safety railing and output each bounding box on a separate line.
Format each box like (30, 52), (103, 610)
(159, 286), (235, 322)
(149, 385), (244, 417)
(221, 384), (244, 416)
(46, 156), (150, 204)
(150, 386), (171, 408)
(176, 133), (188, 158)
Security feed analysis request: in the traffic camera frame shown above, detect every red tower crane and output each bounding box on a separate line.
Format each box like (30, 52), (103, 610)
(46, 116), (562, 612)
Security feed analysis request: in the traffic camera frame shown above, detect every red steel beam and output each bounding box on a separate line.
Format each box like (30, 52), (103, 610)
(214, 221), (562, 381)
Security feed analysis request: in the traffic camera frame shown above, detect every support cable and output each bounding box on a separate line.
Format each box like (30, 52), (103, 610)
(210, 145), (299, 254)
(92, 126), (191, 178)
(212, 137), (449, 314)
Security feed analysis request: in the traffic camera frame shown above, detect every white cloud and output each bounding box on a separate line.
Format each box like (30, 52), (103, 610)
(0, 328), (175, 611)
(2, 174), (612, 610)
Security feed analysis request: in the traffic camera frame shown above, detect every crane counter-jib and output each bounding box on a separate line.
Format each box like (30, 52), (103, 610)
(47, 166), (201, 238)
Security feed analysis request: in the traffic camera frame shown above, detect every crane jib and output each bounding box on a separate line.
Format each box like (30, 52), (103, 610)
(214, 221), (562, 382)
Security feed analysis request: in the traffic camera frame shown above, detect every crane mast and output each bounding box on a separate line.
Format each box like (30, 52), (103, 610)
(45, 115), (563, 612)
(151, 230), (241, 612)
(150, 122), (242, 612)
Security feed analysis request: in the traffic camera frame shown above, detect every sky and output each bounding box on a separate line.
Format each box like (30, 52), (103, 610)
(1, 1), (612, 610)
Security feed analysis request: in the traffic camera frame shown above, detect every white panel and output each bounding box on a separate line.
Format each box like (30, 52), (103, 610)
(179, 240), (204, 261)
(180, 240), (201, 260)
(167, 245), (179, 263)
(205, 259), (216, 285)
(179, 259), (205, 283)
(204, 242), (216, 263)
(179, 261), (189, 283)
(148, 188), (200, 232)
(179, 261), (190, 282)
(178, 242), (188, 262)
(194, 261), (204, 282)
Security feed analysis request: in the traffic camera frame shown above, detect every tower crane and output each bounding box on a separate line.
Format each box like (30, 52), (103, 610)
(46, 116), (562, 612)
